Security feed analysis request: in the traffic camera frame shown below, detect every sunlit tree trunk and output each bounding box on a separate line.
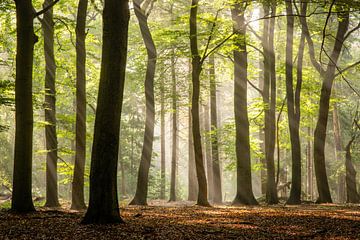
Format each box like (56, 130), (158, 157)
(41, 0), (60, 208)
(332, 103), (345, 203)
(189, 0), (210, 206)
(129, 0), (157, 206)
(82, 0), (129, 224)
(345, 136), (360, 203)
(160, 66), (166, 200)
(209, 54), (222, 204)
(12, 0), (36, 213)
(262, 2), (278, 204)
(169, 48), (177, 202)
(231, 2), (258, 206)
(204, 99), (213, 201)
(71, 0), (88, 210)
(285, 0), (302, 205)
(306, 127), (313, 200)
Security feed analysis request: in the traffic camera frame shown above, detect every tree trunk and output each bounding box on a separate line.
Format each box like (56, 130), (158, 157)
(262, 2), (278, 204)
(12, 0), (36, 213)
(129, 0), (157, 206)
(204, 98), (213, 201)
(209, 54), (222, 204)
(345, 137), (360, 203)
(71, 0), (88, 210)
(42, 0), (60, 208)
(285, 0), (302, 205)
(169, 48), (177, 202)
(231, 2), (258, 206)
(160, 65), (166, 200)
(332, 103), (345, 203)
(82, 0), (129, 224)
(189, 0), (210, 206)
(313, 9), (349, 204)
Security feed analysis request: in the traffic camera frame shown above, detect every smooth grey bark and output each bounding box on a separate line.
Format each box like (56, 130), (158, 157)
(231, 2), (258, 205)
(71, 0), (88, 210)
(160, 66), (166, 200)
(42, 0), (60, 208)
(169, 48), (177, 202)
(209, 54), (222, 204)
(262, 2), (278, 204)
(129, 0), (157, 206)
(189, 0), (210, 206)
(82, 0), (129, 224)
(12, 0), (36, 213)
(285, 0), (302, 205)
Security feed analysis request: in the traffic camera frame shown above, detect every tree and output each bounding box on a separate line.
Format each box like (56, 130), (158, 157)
(42, 0), (60, 208)
(297, 1), (350, 203)
(189, 0), (210, 207)
(82, 0), (130, 224)
(262, 1), (278, 204)
(169, 47), (177, 202)
(71, 0), (88, 210)
(11, 0), (36, 213)
(129, 0), (157, 206)
(285, 0), (302, 205)
(209, 54), (222, 204)
(231, 1), (258, 206)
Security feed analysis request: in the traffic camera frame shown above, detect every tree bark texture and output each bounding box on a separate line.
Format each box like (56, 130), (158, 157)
(82, 0), (129, 224)
(209, 54), (222, 203)
(190, 0), (210, 206)
(129, 0), (157, 206)
(12, 0), (36, 213)
(231, 2), (258, 206)
(71, 0), (88, 210)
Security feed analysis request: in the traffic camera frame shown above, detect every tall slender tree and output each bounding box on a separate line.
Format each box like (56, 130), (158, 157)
(82, 0), (129, 224)
(262, 1), (278, 204)
(41, 0), (60, 208)
(297, 1), (350, 203)
(285, 0), (302, 205)
(129, 0), (157, 206)
(71, 0), (88, 210)
(169, 47), (177, 202)
(209, 54), (222, 204)
(231, 1), (258, 205)
(160, 66), (166, 200)
(189, 0), (210, 206)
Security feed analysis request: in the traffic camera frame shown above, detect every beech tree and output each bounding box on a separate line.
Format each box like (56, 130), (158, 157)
(82, 0), (130, 224)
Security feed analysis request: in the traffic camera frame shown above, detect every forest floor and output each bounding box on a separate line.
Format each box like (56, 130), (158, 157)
(0, 200), (360, 239)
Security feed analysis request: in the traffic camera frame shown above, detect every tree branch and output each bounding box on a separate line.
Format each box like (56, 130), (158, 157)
(35, 0), (60, 18)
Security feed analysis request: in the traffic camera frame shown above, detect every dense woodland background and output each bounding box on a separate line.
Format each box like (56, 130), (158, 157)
(0, 0), (360, 225)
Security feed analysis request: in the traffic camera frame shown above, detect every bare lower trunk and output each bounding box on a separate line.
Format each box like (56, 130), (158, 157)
(209, 54), (222, 204)
(12, 0), (36, 213)
(190, 0), (209, 206)
(71, 0), (88, 210)
(129, 0), (157, 206)
(345, 137), (360, 203)
(231, 2), (258, 206)
(82, 0), (129, 224)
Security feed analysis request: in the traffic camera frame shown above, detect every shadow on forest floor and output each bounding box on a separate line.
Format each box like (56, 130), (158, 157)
(0, 200), (360, 239)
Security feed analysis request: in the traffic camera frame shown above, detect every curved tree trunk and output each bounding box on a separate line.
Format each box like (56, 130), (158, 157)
(42, 0), (60, 208)
(71, 0), (88, 210)
(12, 0), (36, 213)
(209, 54), (222, 204)
(82, 0), (129, 224)
(129, 0), (157, 206)
(285, 0), (302, 205)
(190, 0), (210, 206)
(231, 2), (258, 206)
(313, 9), (349, 204)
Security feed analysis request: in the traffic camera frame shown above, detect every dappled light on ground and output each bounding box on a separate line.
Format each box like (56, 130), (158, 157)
(0, 201), (359, 239)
